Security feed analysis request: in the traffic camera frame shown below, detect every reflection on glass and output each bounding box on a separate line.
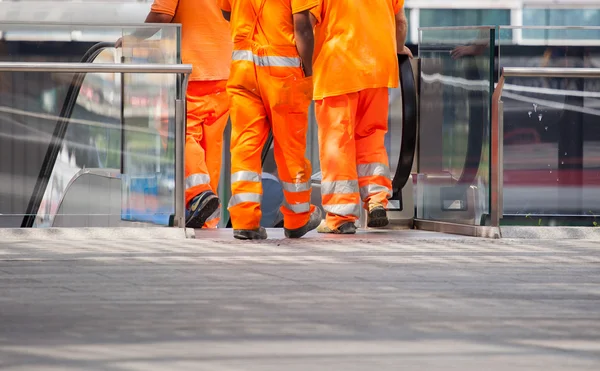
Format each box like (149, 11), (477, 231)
(0, 23), (181, 228)
(417, 27), (494, 226)
(498, 27), (600, 224)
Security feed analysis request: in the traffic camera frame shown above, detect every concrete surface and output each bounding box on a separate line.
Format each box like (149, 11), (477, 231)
(0, 229), (599, 370)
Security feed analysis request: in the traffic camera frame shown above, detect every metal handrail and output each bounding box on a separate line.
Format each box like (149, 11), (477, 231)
(502, 67), (600, 78)
(0, 62), (192, 73)
(490, 67), (600, 227)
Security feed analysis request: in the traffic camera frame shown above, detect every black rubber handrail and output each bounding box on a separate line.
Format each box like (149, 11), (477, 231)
(225, 54), (419, 227)
(390, 54), (418, 203)
(456, 55), (485, 186)
(21, 41), (114, 227)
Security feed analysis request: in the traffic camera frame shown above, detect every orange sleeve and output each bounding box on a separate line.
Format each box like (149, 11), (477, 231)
(291, 0), (319, 14)
(308, 2), (322, 24)
(150, 0), (178, 17)
(217, 0), (231, 12)
(392, 0), (405, 14)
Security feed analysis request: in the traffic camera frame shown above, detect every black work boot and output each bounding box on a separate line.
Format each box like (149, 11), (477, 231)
(186, 191), (220, 229)
(233, 227), (268, 240)
(284, 207), (322, 238)
(367, 204), (389, 228)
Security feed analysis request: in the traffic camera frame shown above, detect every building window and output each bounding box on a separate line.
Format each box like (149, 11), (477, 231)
(523, 9), (600, 40)
(420, 9), (510, 29)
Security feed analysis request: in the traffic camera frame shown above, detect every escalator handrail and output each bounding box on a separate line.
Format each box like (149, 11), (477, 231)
(456, 55), (485, 186)
(391, 54), (418, 198)
(21, 41), (115, 227)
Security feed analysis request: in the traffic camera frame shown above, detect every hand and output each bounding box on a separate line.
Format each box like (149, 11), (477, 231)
(450, 45), (485, 59)
(398, 45), (413, 58)
(115, 35), (140, 49)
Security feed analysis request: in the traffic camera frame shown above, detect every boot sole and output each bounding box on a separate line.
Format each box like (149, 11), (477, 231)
(186, 195), (220, 229)
(233, 228), (267, 240)
(367, 208), (389, 228)
(284, 210), (322, 239)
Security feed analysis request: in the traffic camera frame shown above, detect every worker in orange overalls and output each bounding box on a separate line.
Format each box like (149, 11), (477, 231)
(218, 0), (322, 240)
(117, 0), (232, 229)
(309, 0), (412, 234)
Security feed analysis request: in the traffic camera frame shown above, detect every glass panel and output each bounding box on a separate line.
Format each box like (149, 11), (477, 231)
(0, 22), (181, 227)
(498, 26), (600, 225)
(417, 27), (494, 225)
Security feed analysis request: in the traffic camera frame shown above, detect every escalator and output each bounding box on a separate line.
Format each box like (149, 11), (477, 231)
(17, 42), (116, 227)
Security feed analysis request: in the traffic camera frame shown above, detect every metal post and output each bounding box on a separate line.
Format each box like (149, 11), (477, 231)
(174, 97), (186, 228)
(490, 76), (505, 227)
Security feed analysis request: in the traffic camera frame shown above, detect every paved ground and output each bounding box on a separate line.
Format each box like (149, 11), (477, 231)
(1, 229), (599, 370)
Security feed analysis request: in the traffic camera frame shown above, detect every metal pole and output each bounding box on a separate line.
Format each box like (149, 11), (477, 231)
(502, 67), (600, 79)
(0, 62), (192, 74)
(490, 76), (505, 227)
(174, 97), (185, 228)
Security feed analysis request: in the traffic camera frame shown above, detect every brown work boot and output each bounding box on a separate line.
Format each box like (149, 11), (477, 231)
(316, 220), (357, 234)
(284, 207), (322, 238)
(367, 203), (389, 228)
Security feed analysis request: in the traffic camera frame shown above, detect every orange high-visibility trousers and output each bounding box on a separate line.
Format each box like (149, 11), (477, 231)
(227, 46), (315, 231)
(185, 80), (229, 228)
(315, 87), (392, 230)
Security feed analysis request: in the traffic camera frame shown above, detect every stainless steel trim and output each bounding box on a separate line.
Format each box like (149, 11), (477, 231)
(490, 75), (505, 227)
(174, 98), (185, 228)
(502, 67), (600, 78)
(0, 62), (192, 74)
(414, 219), (501, 239)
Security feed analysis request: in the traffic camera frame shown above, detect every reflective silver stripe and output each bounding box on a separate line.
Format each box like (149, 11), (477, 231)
(206, 207), (221, 222)
(323, 203), (361, 217)
(359, 184), (392, 200)
(357, 163), (390, 179)
(185, 173), (210, 190)
(283, 200), (311, 214)
(281, 181), (311, 193)
(231, 171), (261, 184)
(228, 193), (262, 208)
(232, 50), (301, 67)
(321, 180), (359, 196)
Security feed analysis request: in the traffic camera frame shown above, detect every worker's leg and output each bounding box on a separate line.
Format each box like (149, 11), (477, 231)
(314, 93), (361, 234)
(184, 81), (220, 228)
(355, 87), (393, 228)
(197, 80), (229, 228)
(227, 78), (269, 240)
(266, 73), (320, 238)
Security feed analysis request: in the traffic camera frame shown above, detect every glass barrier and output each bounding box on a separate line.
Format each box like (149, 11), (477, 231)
(0, 23), (181, 227)
(417, 27), (495, 227)
(497, 27), (600, 226)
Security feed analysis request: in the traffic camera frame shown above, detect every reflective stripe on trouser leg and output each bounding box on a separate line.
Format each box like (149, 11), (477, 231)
(185, 172), (211, 207)
(227, 68), (270, 230)
(355, 88), (393, 208)
(315, 94), (362, 229)
(357, 162), (393, 203)
(320, 180), (361, 218)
